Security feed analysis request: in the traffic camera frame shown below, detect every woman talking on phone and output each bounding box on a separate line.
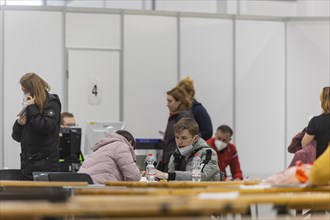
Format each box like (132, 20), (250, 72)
(12, 72), (62, 180)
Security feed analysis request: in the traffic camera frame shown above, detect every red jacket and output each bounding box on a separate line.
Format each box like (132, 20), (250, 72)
(207, 137), (243, 180)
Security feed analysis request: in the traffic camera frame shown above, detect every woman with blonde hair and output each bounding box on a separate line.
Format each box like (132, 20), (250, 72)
(302, 86), (330, 158)
(12, 72), (62, 180)
(177, 76), (213, 140)
(160, 86), (194, 171)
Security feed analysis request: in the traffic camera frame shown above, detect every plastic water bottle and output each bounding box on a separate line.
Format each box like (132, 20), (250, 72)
(145, 154), (156, 182)
(192, 154), (201, 182)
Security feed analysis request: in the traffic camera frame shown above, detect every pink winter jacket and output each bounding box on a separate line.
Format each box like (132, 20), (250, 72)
(78, 132), (141, 184)
(288, 128), (316, 168)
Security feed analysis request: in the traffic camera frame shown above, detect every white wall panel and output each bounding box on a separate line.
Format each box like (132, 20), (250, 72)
(68, 50), (120, 154)
(156, 0), (217, 13)
(239, 1), (297, 17)
(286, 21), (330, 166)
(0, 9), (3, 168)
(66, 13), (120, 49)
(105, 0), (144, 10)
(124, 15), (177, 138)
(180, 17), (234, 132)
(67, 0), (103, 8)
(3, 10), (64, 168)
(297, 0), (330, 17)
(235, 20), (285, 179)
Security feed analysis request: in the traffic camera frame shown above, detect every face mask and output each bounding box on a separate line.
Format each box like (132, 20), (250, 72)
(215, 140), (228, 151)
(178, 144), (194, 156)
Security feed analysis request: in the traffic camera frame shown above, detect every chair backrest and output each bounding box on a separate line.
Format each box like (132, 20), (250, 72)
(32, 172), (63, 181)
(0, 169), (21, 180)
(47, 173), (94, 184)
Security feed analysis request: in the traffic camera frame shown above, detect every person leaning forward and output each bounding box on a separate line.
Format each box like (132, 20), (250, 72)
(155, 118), (220, 181)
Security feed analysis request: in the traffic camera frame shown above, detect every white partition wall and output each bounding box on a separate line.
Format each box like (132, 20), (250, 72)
(0, 8), (3, 168)
(68, 50), (120, 154)
(66, 12), (121, 154)
(105, 1), (145, 10)
(67, 50), (120, 124)
(180, 17), (234, 130)
(3, 10), (64, 168)
(123, 14), (178, 138)
(66, 12), (121, 49)
(286, 20), (330, 166)
(235, 20), (285, 178)
(67, 1), (104, 8)
(156, 0), (218, 13)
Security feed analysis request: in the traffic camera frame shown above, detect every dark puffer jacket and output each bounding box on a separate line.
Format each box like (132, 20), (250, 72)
(12, 93), (61, 180)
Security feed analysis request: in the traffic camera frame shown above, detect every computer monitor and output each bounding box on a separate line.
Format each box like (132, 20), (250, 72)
(84, 120), (125, 155)
(59, 127), (82, 172)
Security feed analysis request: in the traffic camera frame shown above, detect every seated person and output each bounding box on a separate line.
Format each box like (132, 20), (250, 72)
(61, 112), (76, 127)
(261, 143), (330, 186)
(154, 118), (220, 181)
(78, 130), (141, 184)
(60, 112), (84, 165)
(207, 125), (243, 180)
(287, 127), (316, 168)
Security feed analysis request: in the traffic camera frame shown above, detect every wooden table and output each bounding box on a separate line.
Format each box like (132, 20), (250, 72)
(105, 179), (261, 188)
(1, 180), (329, 219)
(74, 183), (330, 196)
(1, 191), (329, 219)
(0, 194), (248, 219)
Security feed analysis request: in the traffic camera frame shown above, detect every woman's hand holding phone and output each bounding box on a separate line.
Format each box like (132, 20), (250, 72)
(26, 95), (35, 106)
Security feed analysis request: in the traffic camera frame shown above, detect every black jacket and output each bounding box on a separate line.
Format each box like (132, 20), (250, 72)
(12, 93), (62, 180)
(162, 110), (194, 168)
(192, 100), (213, 141)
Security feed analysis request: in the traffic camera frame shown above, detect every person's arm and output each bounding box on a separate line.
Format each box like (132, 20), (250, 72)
(199, 151), (220, 181)
(159, 154), (192, 181)
(229, 150), (243, 180)
(155, 170), (169, 180)
(301, 133), (315, 148)
(288, 130), (304, 153)
(175, 148), (220, 181)
(167, 149), (220, 181)
(12, 119), (24, 142)
(301, 118), (316, 148)
(116, 146), (141, 181)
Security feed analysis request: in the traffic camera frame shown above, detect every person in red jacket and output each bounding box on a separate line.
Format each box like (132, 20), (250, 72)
(207, 125), (243, 180)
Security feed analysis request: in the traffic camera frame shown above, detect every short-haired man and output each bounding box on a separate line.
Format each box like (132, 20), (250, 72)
(155, 118), (220, 181)
(61, 112), (76, 127)
(59, 111), (84, 170)
(207, 125), (243, 180)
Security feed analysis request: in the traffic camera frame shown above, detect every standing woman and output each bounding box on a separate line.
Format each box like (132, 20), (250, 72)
(177, 76), (213, 141)
(301, 86), (330, 158)
(160, 86), (193, 172)
(12, 72), (62, 180)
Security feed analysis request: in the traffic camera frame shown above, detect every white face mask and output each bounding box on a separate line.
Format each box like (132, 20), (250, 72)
(215, 140), (228, 151)
(178, 144), (194, 156)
